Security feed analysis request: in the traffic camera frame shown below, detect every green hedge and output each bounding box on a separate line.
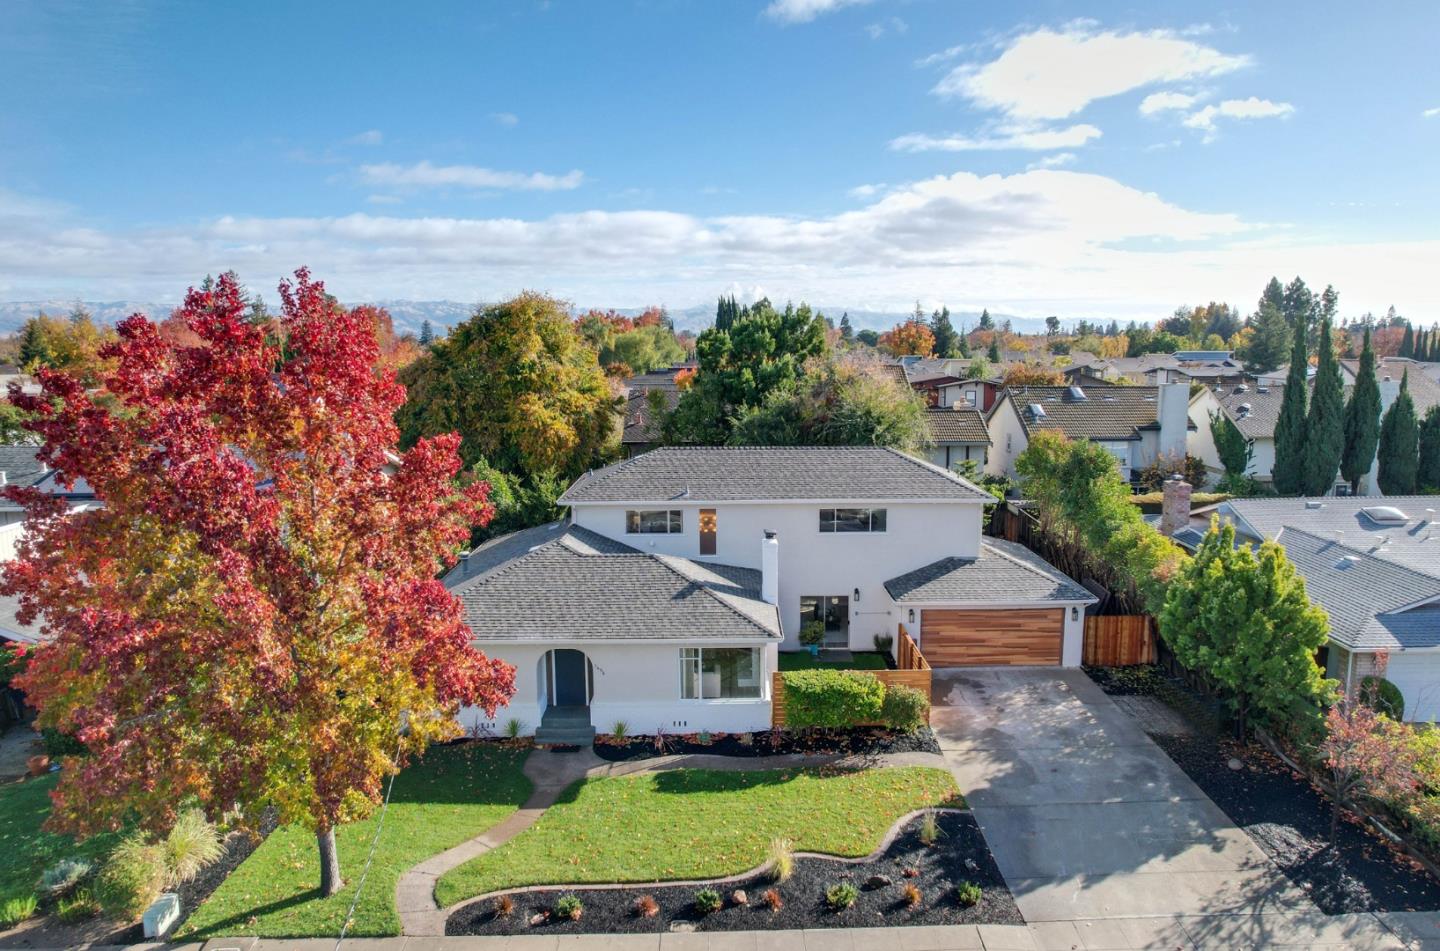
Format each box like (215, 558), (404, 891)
(781, 670), (884, 729)
(880, 685), (929, 732)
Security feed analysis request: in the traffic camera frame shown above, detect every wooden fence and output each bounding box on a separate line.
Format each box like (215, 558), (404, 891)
(1082, 615), (1157, 666)
(771, 626), (933, 728)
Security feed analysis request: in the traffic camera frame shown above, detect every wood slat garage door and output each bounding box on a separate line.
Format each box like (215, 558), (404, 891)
(920, 608), (1063, 666)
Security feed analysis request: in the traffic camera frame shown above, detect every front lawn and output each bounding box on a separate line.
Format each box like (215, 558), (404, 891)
(434, 765), (961, 907)
(0, 774), (123, 910)
(778, 650), (888, 671)
(181, 743), (530, 938)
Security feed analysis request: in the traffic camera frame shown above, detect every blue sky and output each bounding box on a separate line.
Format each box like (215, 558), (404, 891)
(1, 0), (1437, 322)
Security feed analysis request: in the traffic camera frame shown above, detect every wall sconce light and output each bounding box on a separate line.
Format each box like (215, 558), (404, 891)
(907, 608), (915, 625)
(853, 587), (861, 603)
(1071, 606), (1079, 621)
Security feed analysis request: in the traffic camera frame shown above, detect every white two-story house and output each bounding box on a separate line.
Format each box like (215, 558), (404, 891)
(447, 446), (1093, 741)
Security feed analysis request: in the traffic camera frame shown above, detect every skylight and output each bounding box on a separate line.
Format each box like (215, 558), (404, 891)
(1362, 506), (1410, 525)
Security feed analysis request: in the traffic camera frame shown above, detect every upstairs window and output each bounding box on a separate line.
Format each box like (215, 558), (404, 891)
(627, 509), (683, 534)
(819, 508), (887, 533)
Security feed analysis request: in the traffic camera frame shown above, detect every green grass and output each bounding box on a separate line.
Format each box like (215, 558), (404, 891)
(181, 743), (530, 939)
(435, 766), (961, 907)
(777, 650), (888, 671)
(0, 775), (122, 909)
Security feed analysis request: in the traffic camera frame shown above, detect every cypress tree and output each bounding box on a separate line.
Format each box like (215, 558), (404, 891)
(1302, 319), (1345, 495)
(930, 306), (959, 358)
(1419, 406), (1440, 492)
(1341, 327), (1383, 494)
(957, 325), (971, 357)
(1378, 370), (1419, 495)
(1417, 329), (1428, 363)
(418, 320), (434, 346)
(1271, 317), (1310, 495)
(838, 313), (854, 342)
(987, 338), (1001, 362)
(1400, 323), (1414, 358)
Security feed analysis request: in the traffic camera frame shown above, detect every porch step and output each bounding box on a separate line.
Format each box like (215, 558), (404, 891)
(533, 727), (597, 746)
(535, 705), (595, 747)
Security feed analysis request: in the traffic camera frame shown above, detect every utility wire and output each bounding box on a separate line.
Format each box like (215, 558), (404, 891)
(334, 732), (405, 951)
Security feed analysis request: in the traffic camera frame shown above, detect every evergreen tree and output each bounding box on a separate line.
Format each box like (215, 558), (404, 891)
(1259, 276), (1285, 316)
(977, 308), (993, 330)
(1319, 284), (1339, 325)
(1419, 406), (1440, 493)
(929, 306), (959, 358)
(419, 319), (435, 346)
(17, 317), (50, 368)
(1239, 301), (1290, 373)
(1271, 318), (1310, 495)
(1302, 319), (1345, 495)
(838, 312), (854, 342)
(957, 326), (971, 357)
(1210, 410), (1252, 481)
(1282, 276), (1316, 332)
(1400, 322), (1415, 358)
(987, 338), (1001, 362)
(715, 295), (740, 332)
(1341, 327), (1383, 494)
(1378, 371), (1419, 494)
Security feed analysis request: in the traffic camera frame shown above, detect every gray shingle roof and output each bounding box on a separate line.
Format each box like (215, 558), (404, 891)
(0, 593), (43, 644)
(1271, 528), (1440, 650)
(558, 446), (992, 504)
(447, 524), (781, 642)
(1217, 384), (1289, 440)
(1221, 497), (1440, 581)
(1003, 385), (1166, 441)
(0, 445), (46, 488)
(622, 389), (680, 445)
(924, 407), (991, 444)
(884, 538), (1095, 604)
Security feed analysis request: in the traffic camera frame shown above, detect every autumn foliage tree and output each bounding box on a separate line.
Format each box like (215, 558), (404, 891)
(5, 270), (516, 897)
(878, 319), (934, 357)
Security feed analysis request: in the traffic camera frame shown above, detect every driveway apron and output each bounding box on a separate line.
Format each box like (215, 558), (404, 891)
(932, 667), (1312, 922)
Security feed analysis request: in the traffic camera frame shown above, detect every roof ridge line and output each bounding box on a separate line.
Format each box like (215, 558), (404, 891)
(980, 539), (1072, 583)
(1277, 526), (1440, 589)
(650, 553), (778, 636)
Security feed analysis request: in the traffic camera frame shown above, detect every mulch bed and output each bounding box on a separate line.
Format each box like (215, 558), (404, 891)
(592, 727), (940, 762)
(1092, 665), (1440, 914)
(169, 810), (278, 934)
(446, 811), (1018, 935)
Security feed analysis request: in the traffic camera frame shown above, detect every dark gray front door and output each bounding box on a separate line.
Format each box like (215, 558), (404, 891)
(552, 649), (588, 706)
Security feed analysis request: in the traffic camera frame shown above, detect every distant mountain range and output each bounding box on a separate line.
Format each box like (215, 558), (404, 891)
(0, 299), (1075, 338)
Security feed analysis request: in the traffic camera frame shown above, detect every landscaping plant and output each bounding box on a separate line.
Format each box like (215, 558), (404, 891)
(38, 857), (94, 898)
(1360, 675), (1405, 721)
(956, 881), (981, 907)
(762, 888), (783, 912)
(880, 684), (929, 732)
(609, 720), (629, 744)
(902, 882), (922, 908)
(918, 810), (940, 846)
(55, 888), (100, 924)
(825, 881), (858, 910)
(554, 894), (583, 921)
(504, 718), (526, 741)
(693, 887), (722, 915)
(493, 894), (514, 917)
(4, 270), (517, 898)
(780, 669), (885, 729)
(632, 894), (659, 918)
(0, 895), (38, 930)
(1320, 698), (1422, 840)
(161, 809), (223, 886)
(94, 836), (166, 920)
(768, 836), (795, 881)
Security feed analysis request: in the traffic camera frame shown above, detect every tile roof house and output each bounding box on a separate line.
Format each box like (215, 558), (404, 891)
(0, 444), (100, 561)
(619, 365), (691, 457)
(984, 383), (1193, 483)
(920, 406), (991, 472)
(447, 445), (1093, 742)
(1213, 497), (1440, 720)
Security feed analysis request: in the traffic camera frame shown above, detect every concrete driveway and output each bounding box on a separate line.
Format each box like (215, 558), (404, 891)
(933, 667), (1313, 923)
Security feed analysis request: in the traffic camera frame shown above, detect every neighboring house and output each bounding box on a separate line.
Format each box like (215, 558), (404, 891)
(445, 446), (1094, 739)
(1212, 497), (1440, 721)
(897, 358), (1001, 412)
(922, 407), (990, 471)
(0, 593), (41, 646)
(984, 383), (1192, 483)
(0, 445), (99, 559)
(620, 365), (691, 457)
(1185, 386), (1227, 480)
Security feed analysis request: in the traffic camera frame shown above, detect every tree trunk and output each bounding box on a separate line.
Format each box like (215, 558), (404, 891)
(317, 826), (343, 897)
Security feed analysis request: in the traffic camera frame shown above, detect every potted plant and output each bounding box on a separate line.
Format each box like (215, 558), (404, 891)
(799, 620), (826, 657)
(26, 754), (50, 777)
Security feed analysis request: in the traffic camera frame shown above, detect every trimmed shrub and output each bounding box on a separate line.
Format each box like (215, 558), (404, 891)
(826, 882), (858, 910)
(94, 836), (166, 921)
(633, 894), (659, 918)
(693, 888), (722, 915)
(781, 670), (884, 729)
(554, 894), (583, 921)
(880, 685), (929, 732)
(1361, 676), (1405, 721)
(762, 888), (783, 911)
(162, 809), (223, 886)
(902, 882), (922, 908)
(873, 633), (894, 655)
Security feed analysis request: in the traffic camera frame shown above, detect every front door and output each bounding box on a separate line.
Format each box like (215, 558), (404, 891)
(552, 649), (589, 706)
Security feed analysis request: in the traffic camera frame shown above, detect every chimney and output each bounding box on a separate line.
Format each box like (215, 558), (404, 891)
(1161, 474), (1192, 536)
(1156, 382), (1189, 459)
(761, 531), (779, 605)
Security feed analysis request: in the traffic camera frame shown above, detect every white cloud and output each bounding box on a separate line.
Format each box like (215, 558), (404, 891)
(366, 194), (403, 205)
(865, 17), (906, 39)
(1183, 96), (1294, 133)
(1139, 91), (1199, 116)
(890, 123), (1101, 152)
(1028, 152), (1077, 170)
(764, 0), (872, 24)
(357, 161), (584, 191)
(344, 129), (384, 146)
(1423, 106), (1440, 119)
(848, 182), (886, 198)
(490, 112), (519, 127)
(933, 25), (1249, 120)
(8, 171), (1439, 322)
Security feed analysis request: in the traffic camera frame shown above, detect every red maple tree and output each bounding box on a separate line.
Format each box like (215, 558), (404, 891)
(5, 270), (515, 894)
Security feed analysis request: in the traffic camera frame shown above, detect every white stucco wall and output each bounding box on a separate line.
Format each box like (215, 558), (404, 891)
(1247, 437), (1276, 482)
(571, 500), (985, 650)
(1186, 390), (1223, 476)
(985, 399), (1028, 479)
(1378, 652), (1440, 723)
(461, 641), (780, 736)
(923, 443), (987, 471)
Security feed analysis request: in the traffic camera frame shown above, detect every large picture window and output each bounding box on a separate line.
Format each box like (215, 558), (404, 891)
(626, 509), (683, 534)
(680, 647), (762, 700)
(818, 508), (887, 533)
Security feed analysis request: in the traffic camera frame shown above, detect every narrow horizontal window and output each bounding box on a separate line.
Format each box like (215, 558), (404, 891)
(627, 509), (683, 534)
(819, 507), (886, 533)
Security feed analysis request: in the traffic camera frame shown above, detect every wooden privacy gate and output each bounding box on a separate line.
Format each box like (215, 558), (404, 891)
(771, 626), (931, 728)
(1082, 615), (1157, 666)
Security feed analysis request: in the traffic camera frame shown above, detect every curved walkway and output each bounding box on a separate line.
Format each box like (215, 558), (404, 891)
(394, 745), (947, 936)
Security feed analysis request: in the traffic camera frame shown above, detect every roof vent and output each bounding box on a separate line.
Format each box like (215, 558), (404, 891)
(1237, 402), (1253, 415)
(1066, 386), (1088, 402)
(1026, 403), (1048, 420)
(1362, 505), (1409, 525)
(1304, 500), (1325, 510)
(1334, 555), (1361, 570)
(1234, 384), (1249, 394)
(1256, 386), (1270, 394)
